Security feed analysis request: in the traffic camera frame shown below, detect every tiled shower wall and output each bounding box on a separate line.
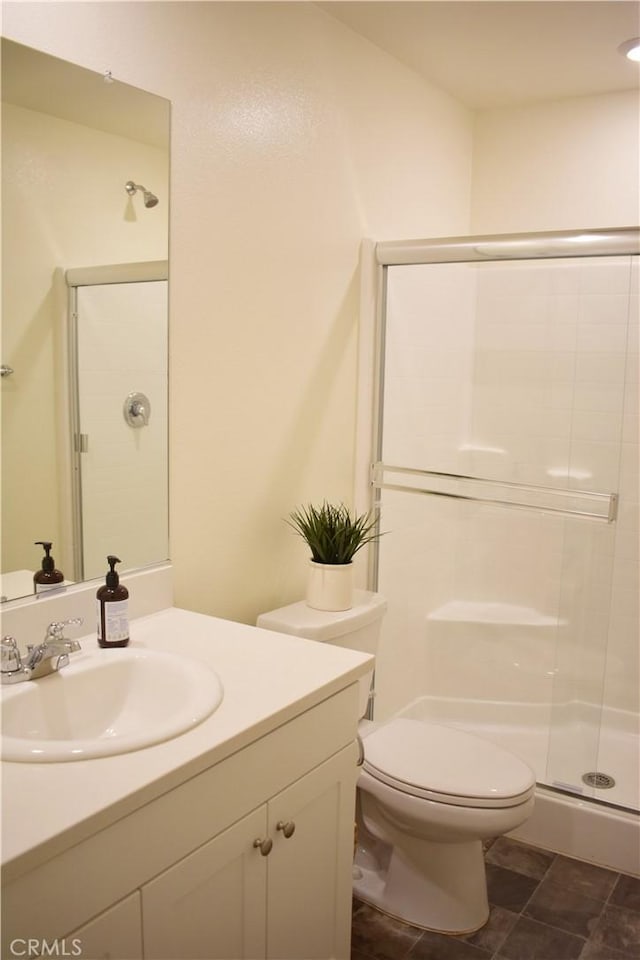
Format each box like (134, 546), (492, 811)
(375, 255), (639, 750)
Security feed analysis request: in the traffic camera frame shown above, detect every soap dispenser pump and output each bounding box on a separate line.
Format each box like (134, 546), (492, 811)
(33, 541), (65, 594)
(96, 555), (130, 648)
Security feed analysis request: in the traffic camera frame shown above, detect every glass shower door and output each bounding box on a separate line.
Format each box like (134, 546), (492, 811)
(544, 255), (638, 809)
(372, 249), (637, 811)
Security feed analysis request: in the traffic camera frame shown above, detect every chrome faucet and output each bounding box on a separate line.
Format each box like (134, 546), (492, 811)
(1, 618), (84, 684)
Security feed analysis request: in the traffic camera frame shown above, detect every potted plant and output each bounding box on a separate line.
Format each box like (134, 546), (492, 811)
(286, 501), (383, 611)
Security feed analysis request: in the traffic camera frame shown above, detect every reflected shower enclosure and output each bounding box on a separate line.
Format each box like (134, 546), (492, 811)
(67, 262), (169, 582)
(367, 229), (639, 815)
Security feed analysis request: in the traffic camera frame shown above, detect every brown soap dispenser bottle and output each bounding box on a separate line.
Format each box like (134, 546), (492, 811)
(33, 541), (65, 594)
(96, 555), (130, 648)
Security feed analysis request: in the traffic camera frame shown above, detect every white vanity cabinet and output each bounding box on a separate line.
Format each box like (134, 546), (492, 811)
(67, 893), (143, 960)
(142, 807), (267, 960)
(142, 745), (357, 959)
(265, 746), (356, 960)
(2, 683), (363, 960)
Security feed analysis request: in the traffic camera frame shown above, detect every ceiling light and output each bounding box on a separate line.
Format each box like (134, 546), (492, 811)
(618, 38), (640, 61)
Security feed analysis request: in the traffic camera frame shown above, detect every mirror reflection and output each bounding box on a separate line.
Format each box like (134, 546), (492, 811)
(1, 39), (170, 602)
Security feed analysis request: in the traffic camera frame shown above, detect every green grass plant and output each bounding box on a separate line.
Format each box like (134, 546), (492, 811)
(286, 501), (382, 565)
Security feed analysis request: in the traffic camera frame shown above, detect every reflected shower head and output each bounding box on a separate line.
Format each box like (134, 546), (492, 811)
(125, 180), (159, 208)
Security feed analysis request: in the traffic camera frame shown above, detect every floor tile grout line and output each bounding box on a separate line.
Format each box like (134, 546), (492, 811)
(519, 874), (615, 952)
(485, 841), (557, 887)
(602, 871), (627, 911)
(516, 908), (592, 944)
(505, 865), (547, 918)
(517, 884), (540, 916)
(484, 852), (605, 959)
(406, 929), (494, 960)
(522, 879), (612, 921)
(535, 847), (558, 884)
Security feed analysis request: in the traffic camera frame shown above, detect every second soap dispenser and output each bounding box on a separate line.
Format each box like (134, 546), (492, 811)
(96, 555), (130, 648)
(33, 541), (65, 594)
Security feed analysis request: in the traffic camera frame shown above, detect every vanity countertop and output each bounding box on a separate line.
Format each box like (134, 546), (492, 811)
(1, 606), (373, 879)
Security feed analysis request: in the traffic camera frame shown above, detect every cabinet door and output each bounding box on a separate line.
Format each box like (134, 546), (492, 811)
(68, 892), (142, 960)
(267, 744), (358, 960)
(142, 807), (267, 959)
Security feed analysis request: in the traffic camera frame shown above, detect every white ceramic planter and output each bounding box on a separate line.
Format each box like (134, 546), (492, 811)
(306, 560), (354, 611)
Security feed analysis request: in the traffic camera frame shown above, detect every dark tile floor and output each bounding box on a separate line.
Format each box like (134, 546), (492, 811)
(351, 837), (640, 960)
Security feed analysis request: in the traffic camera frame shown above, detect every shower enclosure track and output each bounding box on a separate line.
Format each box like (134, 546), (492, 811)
(375, 226), (640, 266)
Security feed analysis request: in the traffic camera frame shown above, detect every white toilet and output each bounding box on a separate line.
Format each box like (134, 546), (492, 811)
(257, 591), (536, 935)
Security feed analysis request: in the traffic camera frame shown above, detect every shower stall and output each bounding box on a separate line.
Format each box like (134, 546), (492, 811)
(362, 227), (639, 871)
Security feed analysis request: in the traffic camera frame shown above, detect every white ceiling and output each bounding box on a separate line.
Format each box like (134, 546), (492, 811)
(1, 38), (169, 148)
(318, 1), (640, 109)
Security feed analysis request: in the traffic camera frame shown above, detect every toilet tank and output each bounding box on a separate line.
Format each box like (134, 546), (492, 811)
(257, 590), (387, 717)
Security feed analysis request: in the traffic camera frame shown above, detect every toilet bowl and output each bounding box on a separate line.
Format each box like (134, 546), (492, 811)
(257, 592), (536, 935)
(354, 716), (535, 933)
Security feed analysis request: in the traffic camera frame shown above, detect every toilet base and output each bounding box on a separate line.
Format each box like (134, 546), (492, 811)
(353, 826), (489, 935)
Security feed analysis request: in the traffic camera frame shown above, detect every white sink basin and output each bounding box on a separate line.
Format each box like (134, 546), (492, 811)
(1, 647), (224, 762)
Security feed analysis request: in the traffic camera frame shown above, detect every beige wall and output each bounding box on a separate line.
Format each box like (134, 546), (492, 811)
(2, 2), (473, 622)
(471, 90), (640, 234)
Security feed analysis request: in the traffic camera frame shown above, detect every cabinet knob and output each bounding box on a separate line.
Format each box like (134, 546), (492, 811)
(253, 837), (273, 856)
(276, 820), (296, 839)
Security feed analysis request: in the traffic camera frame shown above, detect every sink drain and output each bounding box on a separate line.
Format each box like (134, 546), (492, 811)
(582, 771), (616, 790)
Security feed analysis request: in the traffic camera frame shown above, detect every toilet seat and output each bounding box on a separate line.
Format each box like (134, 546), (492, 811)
(362, 718), (535, 809)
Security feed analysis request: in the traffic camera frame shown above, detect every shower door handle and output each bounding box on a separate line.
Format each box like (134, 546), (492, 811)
(372, 463), (618, 524)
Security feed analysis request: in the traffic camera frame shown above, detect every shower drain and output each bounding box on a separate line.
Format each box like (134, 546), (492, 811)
(582, 771), (616, 790)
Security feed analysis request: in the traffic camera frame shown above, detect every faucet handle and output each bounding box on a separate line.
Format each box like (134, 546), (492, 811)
(45, 617), (84, 642)
(1, 636), (22, 671)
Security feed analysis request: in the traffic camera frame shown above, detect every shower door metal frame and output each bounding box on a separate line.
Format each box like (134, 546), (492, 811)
(65, 260), (168, 581)
(365, 225), (640, 588)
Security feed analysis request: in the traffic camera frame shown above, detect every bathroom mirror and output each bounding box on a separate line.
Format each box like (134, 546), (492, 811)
(1, 38), (170, 601)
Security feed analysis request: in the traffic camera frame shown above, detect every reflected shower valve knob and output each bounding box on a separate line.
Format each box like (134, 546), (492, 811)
(124, 391), (151, 427)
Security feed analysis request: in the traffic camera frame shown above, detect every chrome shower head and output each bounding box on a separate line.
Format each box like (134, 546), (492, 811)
(125, 180), (159, 208)
(142, 189), (159, 208)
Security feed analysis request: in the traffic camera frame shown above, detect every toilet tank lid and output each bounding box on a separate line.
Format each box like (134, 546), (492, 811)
(257, 590), (387, 641)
